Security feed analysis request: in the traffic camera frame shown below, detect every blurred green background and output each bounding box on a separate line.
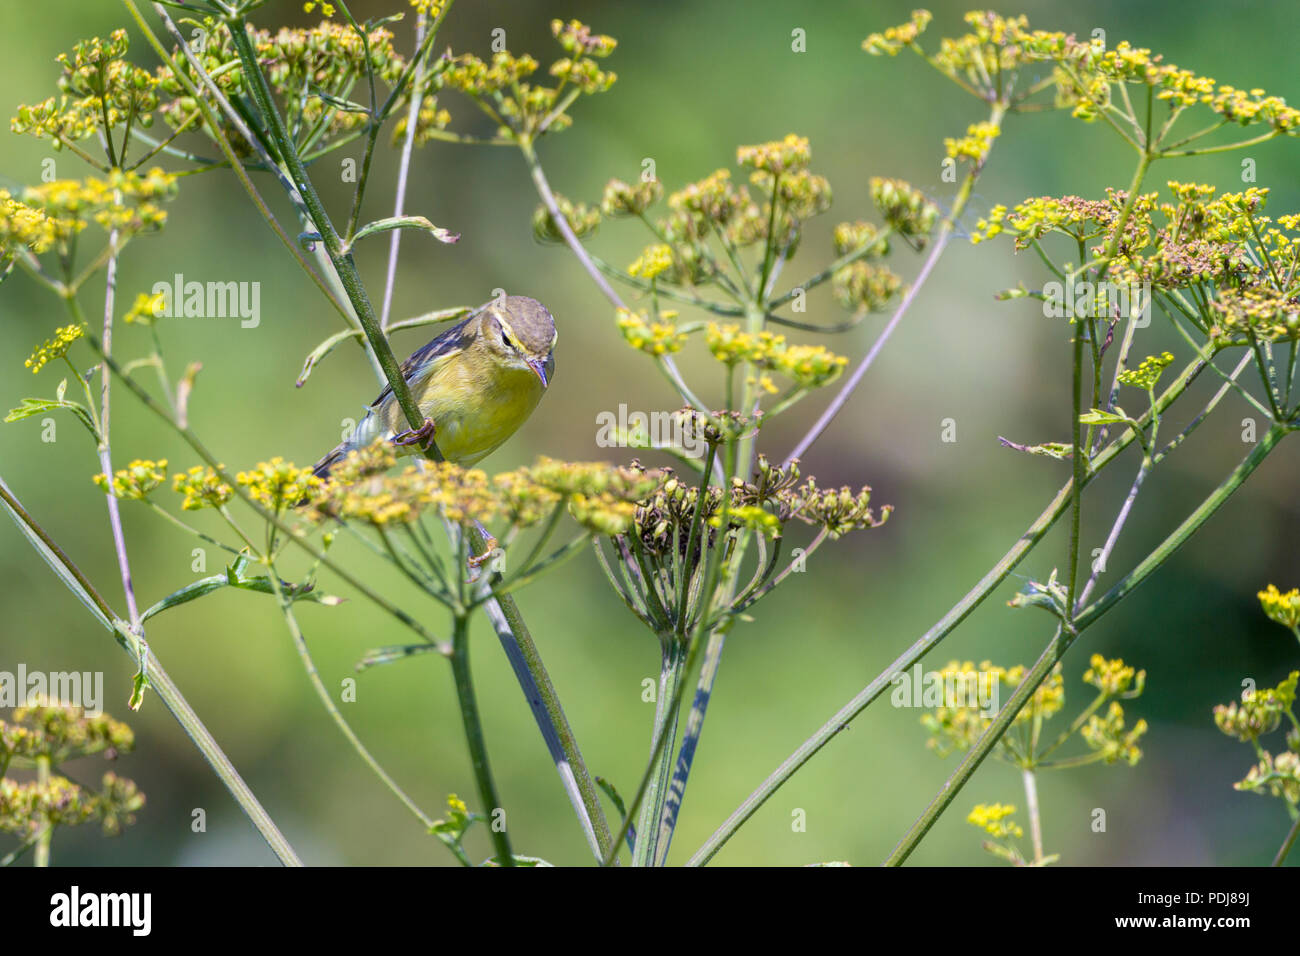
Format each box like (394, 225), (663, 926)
(2, 0), (1298, 866)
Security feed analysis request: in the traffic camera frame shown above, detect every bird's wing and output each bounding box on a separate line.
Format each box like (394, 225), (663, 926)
(369, 314), (477, 408)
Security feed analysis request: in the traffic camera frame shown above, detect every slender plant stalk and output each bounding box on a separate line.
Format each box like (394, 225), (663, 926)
(4, 470), (302, 863)
(450, 614), (514, 866)
(686, 354), (1210, 865)
(886, 627), (1068, 865)
(1022, 767), (1044, 865)
(887, 424), (1290, 865)
(1273, 812), (1300, 867)
(785, 100), (1007, 465)
(266, 561), (435, 829)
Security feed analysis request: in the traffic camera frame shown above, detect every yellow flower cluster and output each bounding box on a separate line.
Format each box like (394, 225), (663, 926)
(1258, 584), (1300, 632)
(409, 0), (448, 16)
(94, 459), (168, 501)
(1081, 702), (1147, 765)
(551, 19), (618, 59)
(236, 458), (323, 511)
(1118, 352), (1175, 390)
(309, 449), (658, 536)
(627, 244), (675, 281)
(737, 134), (812, 176)
(710, 504), (781, 538)
(1082, 654), (1145, 697)
(669, 169), (746, 224)
(24, 323), (85, 374)
(11, 30), (158, 150)
(944, 121), (1001, 164)
(862, 10), (933, 56)
(446, 52), (540, 97)
(617, 308), (687, 356)
(19, 168), (177, 241)
(1214, 672), (1296, 742)
(2, 699), (135, 762)
(1, 192), (64, 259)
(967, 803), (1023, 839)
(705, 323), (848, 389)
(922, 661), (1066, 756)
(172, 465), (234, 511)
(123, 291), (167, 326)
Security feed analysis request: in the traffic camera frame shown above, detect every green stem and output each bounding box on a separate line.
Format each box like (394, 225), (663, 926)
(267, 563), (436, 828)
(468, 524), (614, 860)
(1076, 425), (1290, 629)
(886, 627), (1068, 866)
(633, 642), (684, 866)
(685, 354), (1210, 865)
(1273, 812), (1300, 866)
(0, 478), (302, 867)
(450, 614), (514, 866)
(889, 423), (1290, 865)
(224, 14), (433, 443)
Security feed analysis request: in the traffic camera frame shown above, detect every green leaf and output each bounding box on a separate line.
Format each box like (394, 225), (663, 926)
(140, 558), (342, 623)
(4, 397), (100, 439)
(351, 215), (459, 246)
(1078, 407), (1133, 427)
(296, 327), (364, 387)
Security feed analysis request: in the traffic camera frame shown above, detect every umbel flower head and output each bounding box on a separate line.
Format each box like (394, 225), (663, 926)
(1, 699), (134, 764)
(1258, 584), (1300, 633)
(24, 323), (84, 374)
(172, 465), (234, 511)
(94, 459), (168, 500)
(11, 29), (158, 158)
(441, 19), (616, 139)
(921, 661), (1066, 758)
(0, 701), (144, 840)
(306, 445), (659, 537)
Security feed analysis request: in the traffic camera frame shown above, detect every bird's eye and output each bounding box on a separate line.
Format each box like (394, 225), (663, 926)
(501, 331), (517, 350)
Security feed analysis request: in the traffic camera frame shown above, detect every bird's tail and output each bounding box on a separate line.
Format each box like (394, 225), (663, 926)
(310, 409), (383, 481)
(311, 442), (351, 480)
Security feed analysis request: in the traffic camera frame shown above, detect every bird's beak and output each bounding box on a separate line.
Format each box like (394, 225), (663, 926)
(527, 358), (549, 387)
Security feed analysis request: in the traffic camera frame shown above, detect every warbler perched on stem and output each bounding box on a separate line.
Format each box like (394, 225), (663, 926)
(312, 295), (557, 478)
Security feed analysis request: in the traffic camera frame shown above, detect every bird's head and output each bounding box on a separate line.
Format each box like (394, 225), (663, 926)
(480, 295), (557, 387)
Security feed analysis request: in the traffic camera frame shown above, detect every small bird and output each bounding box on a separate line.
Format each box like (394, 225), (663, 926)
(311, 294), (557, 478)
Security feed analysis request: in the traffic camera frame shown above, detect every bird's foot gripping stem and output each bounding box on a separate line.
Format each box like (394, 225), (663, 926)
(391, 418), (438, 454)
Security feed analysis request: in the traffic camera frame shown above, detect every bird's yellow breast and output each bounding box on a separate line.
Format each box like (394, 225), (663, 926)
(381, 349), (544, 466)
